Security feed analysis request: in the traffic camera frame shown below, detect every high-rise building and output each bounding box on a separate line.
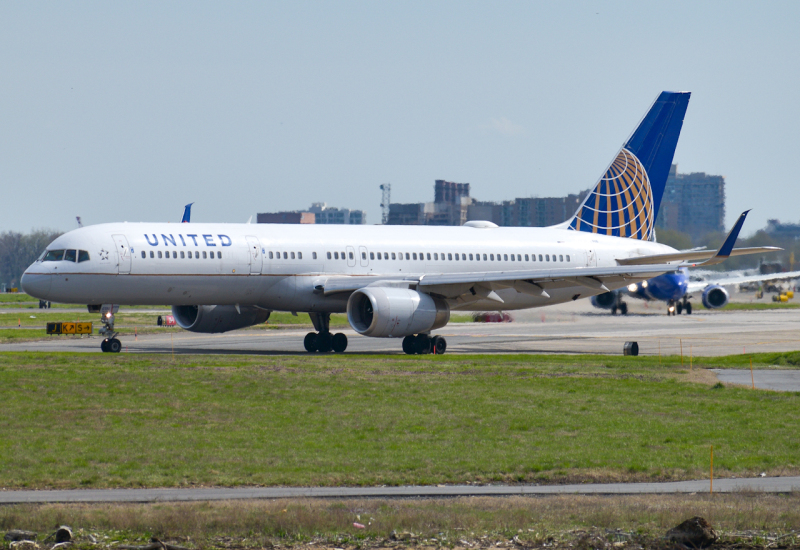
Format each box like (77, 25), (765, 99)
(309, 203), (366, 225)
(656, 165), (725, 238)
(257, 203), (366, 225)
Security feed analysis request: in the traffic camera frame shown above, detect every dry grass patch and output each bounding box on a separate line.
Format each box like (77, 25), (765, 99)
(1, 494), (799, 548)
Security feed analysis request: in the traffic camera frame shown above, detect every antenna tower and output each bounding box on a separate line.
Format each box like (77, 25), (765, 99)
(380, 183), (391, 225)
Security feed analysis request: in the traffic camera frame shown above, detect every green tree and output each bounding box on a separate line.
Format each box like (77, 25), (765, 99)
(0, 229), (62, 288)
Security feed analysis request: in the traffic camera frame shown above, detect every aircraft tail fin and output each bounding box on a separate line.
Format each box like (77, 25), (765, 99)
(181, 203), (194, 223)
(566, 91), (691, 241)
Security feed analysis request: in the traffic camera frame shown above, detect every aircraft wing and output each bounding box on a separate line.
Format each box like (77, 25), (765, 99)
(321, 263), (683, 301)
(616, 246), (781, 266)
(685, 270), (800, 294)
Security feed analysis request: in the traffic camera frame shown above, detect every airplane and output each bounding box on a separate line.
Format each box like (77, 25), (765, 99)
(591, 267), (800, 315)
(20, 91), (782, 354)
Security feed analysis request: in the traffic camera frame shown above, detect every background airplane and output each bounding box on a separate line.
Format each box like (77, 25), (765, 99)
(591, 267), (800, 315)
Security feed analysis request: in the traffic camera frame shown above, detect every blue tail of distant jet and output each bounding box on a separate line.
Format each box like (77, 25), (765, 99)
(566, 91), (691, 241)
(181, 203), (194, 223)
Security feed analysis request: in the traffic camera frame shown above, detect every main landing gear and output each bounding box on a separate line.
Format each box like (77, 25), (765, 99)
(97, 305), (122, 353)
(402, 334), (447, 355)
(304, 312), (348, 353)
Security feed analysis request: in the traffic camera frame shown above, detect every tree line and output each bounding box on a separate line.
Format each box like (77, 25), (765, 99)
(0, 230), (62, 288)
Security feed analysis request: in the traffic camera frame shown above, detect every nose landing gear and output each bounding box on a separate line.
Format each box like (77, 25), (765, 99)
(98, 304), (122, 353)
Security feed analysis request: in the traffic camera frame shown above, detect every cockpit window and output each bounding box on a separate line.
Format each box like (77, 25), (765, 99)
(64, 250), (77, 262)
(43, 250), (65, 262)
(78, 250), (90, 262)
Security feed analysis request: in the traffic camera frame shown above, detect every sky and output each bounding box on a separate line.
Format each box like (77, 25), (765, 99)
(1, 1), (798, 235)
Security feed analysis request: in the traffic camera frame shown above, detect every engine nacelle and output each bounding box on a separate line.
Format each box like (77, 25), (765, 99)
(172, 305), (270, 333)
(702, 285), (729, 309)
(347, 287), (450, 338)
(591, 291), (616, 309)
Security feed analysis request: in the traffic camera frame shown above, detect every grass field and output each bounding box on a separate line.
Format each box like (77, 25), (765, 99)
(0, 352), (798, 490)
(1, 494), (799, 548)
(704, 301), (800, 310)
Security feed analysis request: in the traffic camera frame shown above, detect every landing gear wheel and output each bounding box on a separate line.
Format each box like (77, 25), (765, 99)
(676, 302), (683, 315)
(316, 332), (333, 353)
(685, 302), (692, 315)
(620, 303), (628, 315)
(431, 335), (447, 355)
(332, 333), (348, 353)
(108, 338), (122, 353)
(414, 334), (431, 355)
(611, 306), (618, 315)
(101, 339), (109, 353)
(304, 332), (318, 353)
(402, 335), (415, 355)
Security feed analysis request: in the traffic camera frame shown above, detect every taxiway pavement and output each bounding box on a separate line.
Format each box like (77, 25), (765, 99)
(2, 300), (799, 357)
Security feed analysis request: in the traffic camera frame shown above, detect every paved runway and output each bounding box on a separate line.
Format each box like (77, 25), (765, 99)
(1, 476), (798, 503)
(2, 300), (799, 357)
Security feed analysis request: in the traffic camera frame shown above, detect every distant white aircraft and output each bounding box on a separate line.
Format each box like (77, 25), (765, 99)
(21, 92), (779, 354)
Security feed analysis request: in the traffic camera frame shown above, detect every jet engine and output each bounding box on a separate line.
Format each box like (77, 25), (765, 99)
(591, 291), (616, 309)
(347, 287), (450, 337)
(701, 285), (729, 309)
(172, 305), (270, 333)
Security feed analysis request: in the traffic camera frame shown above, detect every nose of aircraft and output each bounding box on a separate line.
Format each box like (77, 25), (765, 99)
(20, 270), (52, 299)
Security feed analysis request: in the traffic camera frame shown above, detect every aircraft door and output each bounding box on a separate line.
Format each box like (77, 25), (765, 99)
(246, 236), (262, 275)
(359, 246), (369, 267)
(346, 245), (356, 267)
(586, 248), (597, 267)
(112, 234), (131, 274)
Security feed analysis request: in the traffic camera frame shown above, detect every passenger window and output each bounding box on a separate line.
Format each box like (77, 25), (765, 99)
(391, 253), (396, 260)
(327, 252), (332, 259)
(334, 252), (338, 259)
(141, 251), (146, 259)
(158, 251), (162, 259)
(546, 254), (550, 261)
(269, 251), (273, 259)
(149, 251), (154, 259)
(173, 251), (177, 258)
(43, 250), (64, 261)
(525, 254), (529, 261)
(490, 254), (494, 261)
(298, 252), (302, 259)
(510, 254), (515, 262)
(504, 254), (508, 261)
(289, 252), (294, 259)
(469, 254), (473, 261)
(434, 253), (438, 260)
(539, 254), (543, 261)
(454, 254), (458, 261)
(483, 254), (487, 261)
(64, 250), (77, 262)
(180, 251), (185, 259)
(202, 251), (207, 259)
(566, 255), (570, 262)
(312, 252), (317, 259)
(559, 255), (563, 262)
(350, 252), (354, 260)
(284, 252), (288, 259)
(448, 253), (452, 261)
(426, 253), (431, 260)
(517, 254), (521, 261)
(362, 252), (367, 260)
(195, 251), (200, 259)
(370, 252), (375, 260)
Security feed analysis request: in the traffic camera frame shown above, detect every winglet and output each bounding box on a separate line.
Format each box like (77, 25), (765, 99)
(698, 210), (750, 266)
(181, 203), (194, 223)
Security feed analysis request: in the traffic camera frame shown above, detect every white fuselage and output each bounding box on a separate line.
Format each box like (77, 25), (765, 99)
(22, 222), (678, 313)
